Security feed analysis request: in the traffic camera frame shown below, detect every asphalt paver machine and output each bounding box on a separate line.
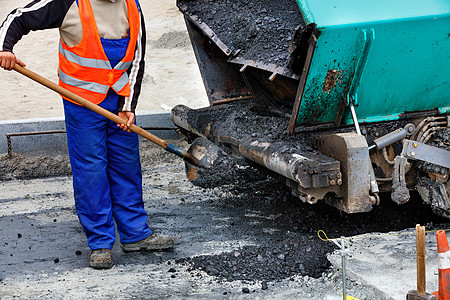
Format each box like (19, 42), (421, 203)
(171, 0), (450, 218)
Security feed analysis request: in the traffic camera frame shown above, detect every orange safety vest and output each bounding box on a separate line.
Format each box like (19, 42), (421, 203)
(58, 0), (140, 104)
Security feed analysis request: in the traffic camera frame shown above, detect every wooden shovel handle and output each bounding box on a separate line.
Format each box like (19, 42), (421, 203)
(12, 63), (197, 164)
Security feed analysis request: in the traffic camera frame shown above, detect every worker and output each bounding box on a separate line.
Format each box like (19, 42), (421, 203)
(0, 0), (174, 269)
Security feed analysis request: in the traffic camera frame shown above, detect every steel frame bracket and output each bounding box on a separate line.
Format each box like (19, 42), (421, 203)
(402, 140), (450, 169)
(318, 132), (374, 213)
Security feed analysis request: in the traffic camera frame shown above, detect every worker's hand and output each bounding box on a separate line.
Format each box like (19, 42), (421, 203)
(117, 111), (135, 133)
(0, 51), (25, 71)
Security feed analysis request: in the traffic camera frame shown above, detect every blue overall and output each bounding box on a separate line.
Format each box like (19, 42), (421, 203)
(63, 36), (152, 250)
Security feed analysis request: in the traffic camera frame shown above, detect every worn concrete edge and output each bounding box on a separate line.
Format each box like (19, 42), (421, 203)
(327, 230), (422, 300)
(327, 252), (394, 300)
(0, 112), (180, 156)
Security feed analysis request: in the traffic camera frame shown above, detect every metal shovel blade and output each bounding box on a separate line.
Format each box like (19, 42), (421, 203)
(185, 137), (229, 182)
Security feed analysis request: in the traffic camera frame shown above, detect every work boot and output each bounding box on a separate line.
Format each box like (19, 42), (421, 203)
(120, 234), (174, 252)
(89, 249), (113, 269)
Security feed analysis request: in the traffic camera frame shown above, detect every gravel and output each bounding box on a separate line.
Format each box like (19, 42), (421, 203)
(0, 153), (71, 181)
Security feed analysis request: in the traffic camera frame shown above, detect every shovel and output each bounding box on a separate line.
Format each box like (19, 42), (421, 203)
(12, 63), (209, 168)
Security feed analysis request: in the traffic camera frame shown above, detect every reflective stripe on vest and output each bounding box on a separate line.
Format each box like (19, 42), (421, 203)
(59, 42), (132, 71)
(58, 0), (140, 104)
(112, 72), (130, 92)
(59, 42), (111, 69)
(59, 68), (110, 94)
(115, 61), (132, 71)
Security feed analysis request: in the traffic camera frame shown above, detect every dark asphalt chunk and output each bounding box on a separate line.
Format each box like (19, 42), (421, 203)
(179, 0), (305, 68)
(180, 236), (335, 282)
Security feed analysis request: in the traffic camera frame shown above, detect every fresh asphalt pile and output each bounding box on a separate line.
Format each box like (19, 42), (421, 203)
(179, 236), (334, 282)
(178, 158), (447, 285)
(180, 0), (305, 67)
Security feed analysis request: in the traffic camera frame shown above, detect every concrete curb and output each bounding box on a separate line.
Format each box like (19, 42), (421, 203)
(327, 230), (440, 300)
(0, 112), (180, 156)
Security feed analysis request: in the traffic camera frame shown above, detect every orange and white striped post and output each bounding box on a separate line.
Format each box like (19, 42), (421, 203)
(433, 230), (450, 300)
